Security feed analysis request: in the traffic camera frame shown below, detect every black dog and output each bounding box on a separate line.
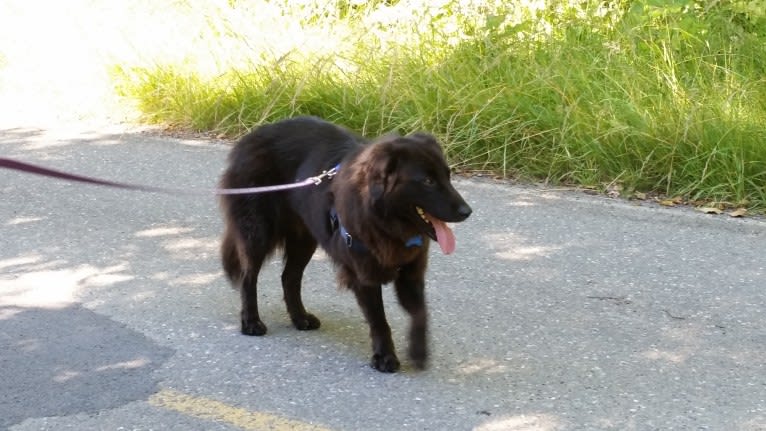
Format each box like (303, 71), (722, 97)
(220, 117), (471, 372)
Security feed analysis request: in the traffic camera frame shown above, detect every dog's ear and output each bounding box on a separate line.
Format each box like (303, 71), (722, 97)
(408, 133), (444, 154)
(367, 143), (400, 213)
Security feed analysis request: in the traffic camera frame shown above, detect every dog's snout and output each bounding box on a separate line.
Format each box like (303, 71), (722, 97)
(456, 203), (472, 219)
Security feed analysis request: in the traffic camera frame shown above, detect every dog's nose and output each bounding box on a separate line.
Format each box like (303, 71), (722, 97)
(457, 204), (472, 219)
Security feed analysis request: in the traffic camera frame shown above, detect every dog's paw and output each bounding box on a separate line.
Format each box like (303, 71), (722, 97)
(291, 313), (321, 331)
(371, 353), (400, 373)
(241, 319), (267, 336)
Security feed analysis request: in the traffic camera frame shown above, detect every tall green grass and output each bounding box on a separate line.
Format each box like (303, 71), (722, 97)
(114, 0), (766, 211)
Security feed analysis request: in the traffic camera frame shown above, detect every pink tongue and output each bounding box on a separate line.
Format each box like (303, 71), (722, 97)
(425, 214), (456, 255)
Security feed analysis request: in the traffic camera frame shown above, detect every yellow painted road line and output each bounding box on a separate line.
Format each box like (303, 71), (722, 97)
(149, 388), (334, 431)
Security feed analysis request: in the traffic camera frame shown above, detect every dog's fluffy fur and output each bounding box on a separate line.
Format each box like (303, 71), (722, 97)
(220, 116), (471, 372)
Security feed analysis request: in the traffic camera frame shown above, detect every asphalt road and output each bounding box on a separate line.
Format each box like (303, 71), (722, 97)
(1, 125), (765, 431)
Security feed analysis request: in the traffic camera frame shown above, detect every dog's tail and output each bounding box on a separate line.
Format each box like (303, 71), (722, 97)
(221, 226), (243, 285)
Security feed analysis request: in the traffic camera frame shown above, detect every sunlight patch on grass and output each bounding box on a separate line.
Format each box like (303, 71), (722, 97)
(112, 0), (766, 210)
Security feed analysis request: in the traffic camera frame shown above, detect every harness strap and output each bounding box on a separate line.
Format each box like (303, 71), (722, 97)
(329, 207), (423, 253)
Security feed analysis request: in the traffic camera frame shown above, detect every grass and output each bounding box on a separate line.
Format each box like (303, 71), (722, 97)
(113, 0), (766, 212)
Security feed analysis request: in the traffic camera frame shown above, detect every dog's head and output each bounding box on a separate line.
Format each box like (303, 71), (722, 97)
(363, 133), (472, 254)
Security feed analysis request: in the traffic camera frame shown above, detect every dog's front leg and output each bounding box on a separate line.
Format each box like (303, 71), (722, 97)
(394, 263), (428, 370)
(352, 283), (400, 372)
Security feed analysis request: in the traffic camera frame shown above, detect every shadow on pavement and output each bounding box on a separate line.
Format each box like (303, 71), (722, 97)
(0, 305), (173, 429)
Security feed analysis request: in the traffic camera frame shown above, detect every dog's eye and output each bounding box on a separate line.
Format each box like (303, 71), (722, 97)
(422, 177), (435, 187)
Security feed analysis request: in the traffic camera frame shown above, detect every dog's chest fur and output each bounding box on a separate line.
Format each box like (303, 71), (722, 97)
(329, 235), (427, 287)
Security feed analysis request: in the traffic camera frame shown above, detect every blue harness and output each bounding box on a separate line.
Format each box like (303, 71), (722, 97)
(329, 207), (423, 253)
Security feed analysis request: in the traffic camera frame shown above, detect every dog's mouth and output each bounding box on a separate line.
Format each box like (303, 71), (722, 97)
(415, 206), (456, 255)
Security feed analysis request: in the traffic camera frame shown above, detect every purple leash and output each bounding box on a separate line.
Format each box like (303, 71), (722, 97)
(0, 157), (338, 195)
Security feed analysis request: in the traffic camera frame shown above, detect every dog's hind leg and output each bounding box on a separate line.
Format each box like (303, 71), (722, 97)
(232, 216), (277, 337)
(220, 220), (266, 335)
(351, 282), (400, 373)
(239, 263), (268, 336)
(281, 231), (321, 331)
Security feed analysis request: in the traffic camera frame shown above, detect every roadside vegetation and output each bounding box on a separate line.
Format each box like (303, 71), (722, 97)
(114, 0), (766, 212)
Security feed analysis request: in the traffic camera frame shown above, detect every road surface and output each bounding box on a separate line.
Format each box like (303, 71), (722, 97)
(1, 125), (765, 430)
